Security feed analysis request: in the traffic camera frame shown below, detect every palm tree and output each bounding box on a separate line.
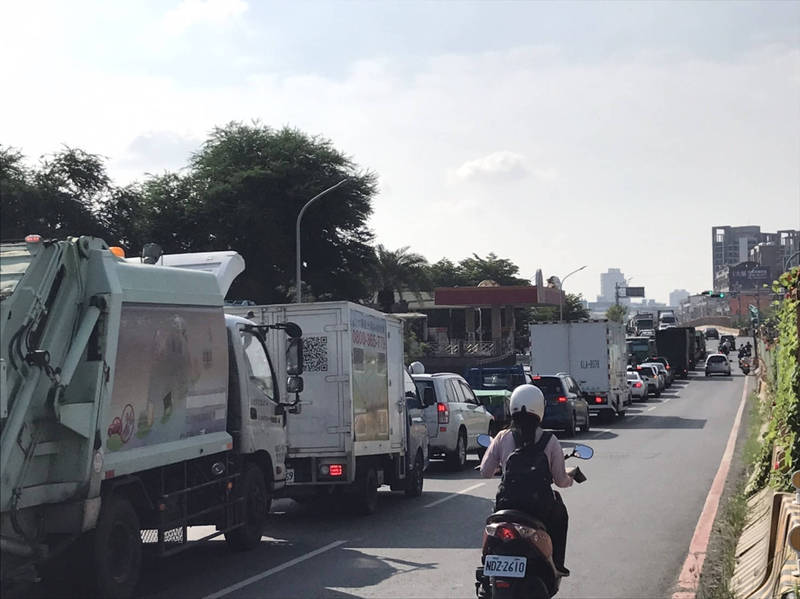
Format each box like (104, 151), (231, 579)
(373, 245), (430, 312)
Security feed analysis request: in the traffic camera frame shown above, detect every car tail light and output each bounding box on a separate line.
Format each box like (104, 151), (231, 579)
(532, 376), (541, 380)
(634, 382), (642, 388)
(557, 396), (567, 403)
(595, 396), (604, 404)
(24, 234), (42, 243)
(437, 402), (449, 424)
(666, 365), (671, 370)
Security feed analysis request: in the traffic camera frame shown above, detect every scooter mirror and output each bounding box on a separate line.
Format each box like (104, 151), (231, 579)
(477, 434), (492, 449)
(573, 444), (594, 459)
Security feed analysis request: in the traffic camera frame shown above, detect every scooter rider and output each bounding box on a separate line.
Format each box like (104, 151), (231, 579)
(479, 384), (574, 576)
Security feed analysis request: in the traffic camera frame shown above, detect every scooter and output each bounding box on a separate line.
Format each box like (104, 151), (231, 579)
(740, 357), (751, 375)
(474, 435), (593, 599)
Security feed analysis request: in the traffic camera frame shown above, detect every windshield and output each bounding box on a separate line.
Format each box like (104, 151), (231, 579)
(636, 319), (654, 329)
(660, 316), (676, 323)
(628, 341), (650, 352)
(0, 243), (32, 301)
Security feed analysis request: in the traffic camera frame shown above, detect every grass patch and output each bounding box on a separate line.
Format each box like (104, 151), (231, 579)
(696, 391), (765, 599)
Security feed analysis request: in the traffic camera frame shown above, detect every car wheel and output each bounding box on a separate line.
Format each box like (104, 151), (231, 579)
(655, 390), (661, 398)
(705, 371), (710, 377)
(447, 429), (467, 471)
(580, 409), (591, 433)
(564, 412), (576, 437)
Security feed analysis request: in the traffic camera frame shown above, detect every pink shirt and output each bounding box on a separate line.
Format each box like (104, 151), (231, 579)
(479, 428), (574, 488)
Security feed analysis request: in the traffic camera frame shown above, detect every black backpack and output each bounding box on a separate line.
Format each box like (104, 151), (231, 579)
(495, 430), (556, 517)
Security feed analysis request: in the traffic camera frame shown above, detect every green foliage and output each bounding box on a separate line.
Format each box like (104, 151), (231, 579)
(403, 326), (431, 363)
(427, 253), (529, 288)
(754, 267), (800, 491)
(606, 304), (628, 323)
(530, 293), (589, 322)
(1, 145), (109, 240)
(373, 245), (430, 312)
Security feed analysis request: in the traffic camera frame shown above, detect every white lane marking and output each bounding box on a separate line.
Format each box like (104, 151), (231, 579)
(424, 482), (485, 508)
(647, 406), (658, 412)
(203, 539), (347, 599)
(589, 428), (612, 438)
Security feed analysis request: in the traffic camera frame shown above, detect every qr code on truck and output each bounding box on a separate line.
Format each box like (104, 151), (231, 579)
(303, 336), (328, 372)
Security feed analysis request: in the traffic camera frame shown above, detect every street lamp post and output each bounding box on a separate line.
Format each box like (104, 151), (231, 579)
(295, 179), (348, 303)
(559, 265), (587, 321)
(785, 250), (800, 272)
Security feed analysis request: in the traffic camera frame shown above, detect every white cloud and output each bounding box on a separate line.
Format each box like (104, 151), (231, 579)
(453, 151), (530, 182)
(161, 0), (248, 35)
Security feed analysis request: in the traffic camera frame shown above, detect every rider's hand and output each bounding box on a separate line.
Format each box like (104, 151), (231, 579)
(566, 466), (577, 478)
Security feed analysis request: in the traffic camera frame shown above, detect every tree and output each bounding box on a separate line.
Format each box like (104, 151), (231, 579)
(530, 292), (590, 322)
(606, 304), (628, 323)
(186, 122), (378, 303)
(457, 253), (529, 286)
(1, 146), (108, 240)
(372, 245), (429, 312)
(427, 258), (468, 288)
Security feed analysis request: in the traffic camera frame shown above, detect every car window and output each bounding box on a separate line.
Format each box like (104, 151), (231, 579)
(414, 379), (436, 403)
(567, 377), (581, 394)
(531, 376), (563, 400)
(239, 330), (277, 402)
(458, 380), (479, 405)
(446, 380), (463, 403)
(709, 356), (726, 364)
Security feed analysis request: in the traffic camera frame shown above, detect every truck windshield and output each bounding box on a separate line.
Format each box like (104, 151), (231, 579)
(0, 243), (32, 301)
(661, 316), (676, 323)
(239, 330), (276, 401)
(629, 341), (650, 352)
(636, 319), (654, 329)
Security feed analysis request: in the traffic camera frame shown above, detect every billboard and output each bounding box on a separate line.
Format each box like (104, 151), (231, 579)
(729, 262), (770, 291)
(621, 286), (645, 298)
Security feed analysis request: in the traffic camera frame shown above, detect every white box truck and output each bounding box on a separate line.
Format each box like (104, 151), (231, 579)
(227, 301), (427, 513)
(529, 321), (629, 418)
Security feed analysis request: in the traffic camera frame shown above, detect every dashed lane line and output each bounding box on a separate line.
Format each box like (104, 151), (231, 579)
(424, 482), (486, 508)
(203, 540), (348, 599)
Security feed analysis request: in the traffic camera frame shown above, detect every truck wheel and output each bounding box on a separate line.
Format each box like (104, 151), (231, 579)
(405, 451), (424, 498)
(354, 466), (379, 515)
(90, 495), (142, 599)
(448, 429), (468, 471)
(225, 464), (270, 551)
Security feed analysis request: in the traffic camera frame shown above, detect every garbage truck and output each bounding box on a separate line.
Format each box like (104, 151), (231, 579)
(0, 236), (303, 598)
(227, 301), (428, 514)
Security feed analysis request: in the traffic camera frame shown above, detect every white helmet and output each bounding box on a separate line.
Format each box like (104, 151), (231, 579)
(509, 384), (545, 421)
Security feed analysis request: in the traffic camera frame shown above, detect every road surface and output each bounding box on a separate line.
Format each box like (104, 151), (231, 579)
(132, 347), (750, 599)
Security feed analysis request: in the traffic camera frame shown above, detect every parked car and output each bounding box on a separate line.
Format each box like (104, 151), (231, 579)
(640, 362), (667, 391)
(411, 372), (495, 470)
(626, 371), (648, 401)
(719, 334), (737, 350)
(705, 354), (731, 377)
(635, 364), (662, 397)
(530, 374), (591, 436)
(704, 327), (720, 340)
(647, 356), (674, 385)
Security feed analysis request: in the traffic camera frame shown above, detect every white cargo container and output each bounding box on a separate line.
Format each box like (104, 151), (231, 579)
(228, 301), (427, 513)
(529, 321), (629, 417)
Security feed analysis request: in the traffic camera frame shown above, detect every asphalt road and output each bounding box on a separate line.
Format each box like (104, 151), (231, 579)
(135, 345), (750, 599)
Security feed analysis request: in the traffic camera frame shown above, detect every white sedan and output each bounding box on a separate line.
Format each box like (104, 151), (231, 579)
(705, 354), (731, 377)
(626, 371), (648, 401)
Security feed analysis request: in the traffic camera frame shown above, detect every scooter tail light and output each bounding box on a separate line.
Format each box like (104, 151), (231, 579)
(485, 523), (518, 541)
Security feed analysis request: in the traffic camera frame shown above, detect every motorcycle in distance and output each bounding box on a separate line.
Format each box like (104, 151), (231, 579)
(740, 356), (751, 375)
(474, 434), (593, 599)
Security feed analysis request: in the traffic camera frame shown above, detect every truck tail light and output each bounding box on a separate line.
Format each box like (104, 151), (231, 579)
(437, 402), (449, 424)
(595, 396), (605, 404)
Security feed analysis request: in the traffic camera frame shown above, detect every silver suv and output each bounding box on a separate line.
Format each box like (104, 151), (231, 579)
(411, 373), (495, 470)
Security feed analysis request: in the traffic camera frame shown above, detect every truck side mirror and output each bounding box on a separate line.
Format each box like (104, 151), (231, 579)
(422, 387), (436, 407)
(287, 338), (303, 375)
(287, 375), (303, 394)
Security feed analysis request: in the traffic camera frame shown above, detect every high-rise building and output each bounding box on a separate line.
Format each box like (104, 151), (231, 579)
(712, 226), (800, 289)
(669, 289), (690, 307)
(598, 268), (627, 303)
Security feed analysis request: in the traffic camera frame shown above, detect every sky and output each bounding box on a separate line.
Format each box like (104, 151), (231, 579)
(1, 0), (799, 303)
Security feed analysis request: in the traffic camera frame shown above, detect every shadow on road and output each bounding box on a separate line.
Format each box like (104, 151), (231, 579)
(608, 414), (706, 429)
